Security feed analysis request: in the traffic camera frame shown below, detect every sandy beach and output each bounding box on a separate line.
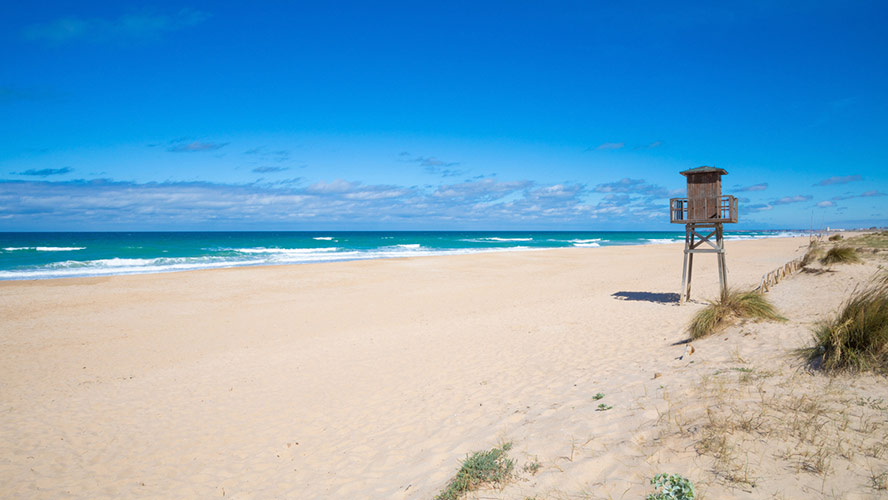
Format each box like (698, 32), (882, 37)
(2, 236), (887, 499)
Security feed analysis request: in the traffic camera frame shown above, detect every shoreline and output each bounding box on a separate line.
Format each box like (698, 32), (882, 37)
(0, 233), (810, 283)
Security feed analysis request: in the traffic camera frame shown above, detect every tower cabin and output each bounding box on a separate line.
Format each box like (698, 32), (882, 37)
(669, 166), (738, 304)
(670, 166), (738, 223)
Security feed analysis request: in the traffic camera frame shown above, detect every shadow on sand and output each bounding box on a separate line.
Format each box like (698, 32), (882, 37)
(611, 291), (680, 304)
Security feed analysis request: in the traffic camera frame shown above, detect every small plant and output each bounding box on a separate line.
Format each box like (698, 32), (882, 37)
(646, 473), (696, 500)
(688, 289), (785, 339)
(593, 392), (605, 400)
(436, 443), (514, 500)
(522, 460), (541, 475)
(872, 471), (888, 490)
(820, 246), (861, 265)
(596, 403), (613, 411)
(829, 234), (843, 241)
(806, 279), (888, 373)
(857, 397), (888, 411)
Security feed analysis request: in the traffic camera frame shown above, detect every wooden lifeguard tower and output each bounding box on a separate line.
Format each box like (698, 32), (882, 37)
(669, 166), (738, 304)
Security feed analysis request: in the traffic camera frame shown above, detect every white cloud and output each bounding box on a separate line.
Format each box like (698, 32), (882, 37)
(772, 195), (812, 205)
(735, 183), (768, 192)
(814, 175), (862, 186)
(167, 139), (228, 152)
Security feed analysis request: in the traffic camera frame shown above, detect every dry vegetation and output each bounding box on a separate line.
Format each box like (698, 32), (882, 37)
(820, 246), (862, 265)
(655, 366), (888, 497)
(847, 230), (888, 250)
(688, 289), (784, 339)
(803, 231), (888, 270)
(653, 233), (888, 498)
(436, 443), (515, 500)
(807, 275), (888, 374)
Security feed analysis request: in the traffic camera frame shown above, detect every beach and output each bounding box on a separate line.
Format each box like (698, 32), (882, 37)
(2, 235), (887, 499)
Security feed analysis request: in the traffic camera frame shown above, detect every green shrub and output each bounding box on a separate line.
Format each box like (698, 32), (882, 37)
(807, 280), (888, 373)
(647, 473), (696, 500)
(821, 246), (861, 265)
(829, 234), (843, 241)
(688, 289), (785, 339)
(436, 443), (514, 500)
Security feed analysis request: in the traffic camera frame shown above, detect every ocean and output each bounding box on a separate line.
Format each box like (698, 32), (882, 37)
(0, 230), (804, 280)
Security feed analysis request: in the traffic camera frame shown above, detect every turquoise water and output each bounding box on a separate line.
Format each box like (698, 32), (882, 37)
(0, 231), (804, 280)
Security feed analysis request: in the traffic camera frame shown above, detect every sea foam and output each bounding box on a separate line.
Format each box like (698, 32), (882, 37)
(3, 246), (86, 252)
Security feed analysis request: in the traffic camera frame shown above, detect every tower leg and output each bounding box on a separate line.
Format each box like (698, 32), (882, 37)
(680, 224), (693, 304)
(678, 245), (691, 305)
(687, 225), (696, 300)
(716, 225), (727, 300)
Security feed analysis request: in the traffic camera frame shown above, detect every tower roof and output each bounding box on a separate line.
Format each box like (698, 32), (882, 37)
(680, 166), (728, 176)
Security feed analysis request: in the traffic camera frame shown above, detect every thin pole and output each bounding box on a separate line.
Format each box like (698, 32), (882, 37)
(687, 237), (695, 300)
(716, 224), (727, 299)
(679, 224), (690, 304)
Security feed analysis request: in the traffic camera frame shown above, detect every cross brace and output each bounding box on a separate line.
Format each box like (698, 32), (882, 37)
(679, 223), (728, 304)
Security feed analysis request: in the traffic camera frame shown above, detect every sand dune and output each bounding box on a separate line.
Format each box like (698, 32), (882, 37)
(2, 236), (886, 499)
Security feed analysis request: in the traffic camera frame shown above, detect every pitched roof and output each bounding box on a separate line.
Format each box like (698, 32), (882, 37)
(680, 166), (728, 176)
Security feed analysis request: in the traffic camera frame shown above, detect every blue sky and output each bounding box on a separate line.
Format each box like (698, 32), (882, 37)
(1, 1), (886, 231)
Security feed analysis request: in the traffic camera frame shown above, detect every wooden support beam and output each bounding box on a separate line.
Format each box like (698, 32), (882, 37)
(679, 222), (727, 304)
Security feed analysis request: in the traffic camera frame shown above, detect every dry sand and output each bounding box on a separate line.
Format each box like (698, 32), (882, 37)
(2, 236), (887, 499)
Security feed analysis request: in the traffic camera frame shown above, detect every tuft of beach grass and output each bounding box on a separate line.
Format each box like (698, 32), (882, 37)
(800, 247), (821, 268)
(688, 289), (784, 340)
(820, 246), (861, 265)
(805, 277), (888, 373)
(436, 442), (514, 500)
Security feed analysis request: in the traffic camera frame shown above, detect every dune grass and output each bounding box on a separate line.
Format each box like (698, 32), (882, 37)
(800, 240), (824, 269)
(806, 278), (888, 373)
(820, 246), (862, 265)
(800, 248), (821, 268)
(829, 234), (843, 241)
(436, 442), (514, 500)
(847, 230), (888, 249)
(688, 289), (784, 340)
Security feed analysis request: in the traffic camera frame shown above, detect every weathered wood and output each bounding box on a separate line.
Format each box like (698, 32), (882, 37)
(669, 196), (738, 224)
(756, 256), (805, 295)
(679, 222), (727, 303)
(675, 167), (735, 304)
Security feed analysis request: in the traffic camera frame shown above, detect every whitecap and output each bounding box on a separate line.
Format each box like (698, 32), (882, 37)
(233, 247), (340, 254)
(458, 237), (532, 243)
(3, 246), (85, 251)
(0, 245), (551, 280)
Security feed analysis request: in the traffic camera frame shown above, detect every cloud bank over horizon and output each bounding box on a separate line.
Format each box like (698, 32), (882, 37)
(0, 175), (689, 230)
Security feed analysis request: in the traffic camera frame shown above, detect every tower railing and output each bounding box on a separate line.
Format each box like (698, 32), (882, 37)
(669, 195), (738, 224)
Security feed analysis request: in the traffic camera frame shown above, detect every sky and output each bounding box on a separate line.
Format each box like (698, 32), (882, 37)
(1, 1), (886, 231)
